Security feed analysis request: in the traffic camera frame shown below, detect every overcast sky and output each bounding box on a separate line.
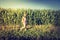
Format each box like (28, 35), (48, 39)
(0, 0), (60, 10)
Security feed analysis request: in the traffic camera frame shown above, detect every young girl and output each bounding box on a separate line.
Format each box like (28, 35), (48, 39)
(20, 12), (27, 31)
(22, 13), (26, 27)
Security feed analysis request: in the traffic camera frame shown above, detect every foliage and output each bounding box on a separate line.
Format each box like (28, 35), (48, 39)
(0, 25), (60, 40)
(0, 8), (60, 26)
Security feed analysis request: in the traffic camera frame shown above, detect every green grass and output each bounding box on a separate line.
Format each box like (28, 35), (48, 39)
(0, 24), (60, 40)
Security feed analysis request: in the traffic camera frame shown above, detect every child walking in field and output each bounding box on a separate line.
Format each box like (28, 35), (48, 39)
(20, 12), (27, 31)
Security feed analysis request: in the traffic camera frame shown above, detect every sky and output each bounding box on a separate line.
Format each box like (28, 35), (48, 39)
(0, 0), (60, 10)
